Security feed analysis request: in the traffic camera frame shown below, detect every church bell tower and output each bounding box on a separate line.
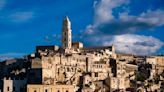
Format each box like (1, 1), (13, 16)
(62, 16), (72, 49)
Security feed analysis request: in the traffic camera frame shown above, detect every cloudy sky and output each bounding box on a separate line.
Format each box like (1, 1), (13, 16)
(0, 0), (164, 60)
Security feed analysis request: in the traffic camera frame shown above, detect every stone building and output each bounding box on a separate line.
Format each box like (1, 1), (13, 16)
(146, 56), (164, 75)
(146, 57), (156, 65)
(27, 84), (75, 92)
(154, 56), (164, 66)
(3, 78), (27, 92)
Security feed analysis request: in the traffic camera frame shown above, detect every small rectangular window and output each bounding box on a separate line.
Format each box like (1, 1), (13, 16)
(13, 86), (15, 91)
(95, 72), (98, 77)
(45, 89), (48, 92)
(7, 87), (9, 91)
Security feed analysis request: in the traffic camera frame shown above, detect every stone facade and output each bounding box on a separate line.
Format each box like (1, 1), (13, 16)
(27, 84), (75, 92)
(146, 57), (156, 65)
(154, 56), (164, 66)
(3, 78), (26, 92)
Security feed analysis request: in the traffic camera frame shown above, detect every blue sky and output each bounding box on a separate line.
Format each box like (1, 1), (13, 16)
(0, 0), (164, 59)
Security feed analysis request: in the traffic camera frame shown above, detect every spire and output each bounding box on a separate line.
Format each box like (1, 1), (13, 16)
(64, 16), (70, 22)
(63, 16), (71, 28)
(62, 16), (72, 49)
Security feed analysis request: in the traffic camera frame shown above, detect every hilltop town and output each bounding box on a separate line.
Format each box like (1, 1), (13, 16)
(0, 16), (164, 92)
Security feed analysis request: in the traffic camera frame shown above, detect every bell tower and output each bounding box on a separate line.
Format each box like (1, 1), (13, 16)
(62, 16), (72, 49)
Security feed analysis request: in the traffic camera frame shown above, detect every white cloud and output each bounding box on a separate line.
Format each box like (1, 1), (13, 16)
(85, 0), (164, 36)
(106, 34), (163, 55)
(8, 11), (35, 23)
(94, 0), (129, 24)
(0, 0), (36, 24)
(86, 34), (163, 55)
(0, 11), (35, 24)
(93, 0), (164, 27)
(82, 0), (164, 55)
(119, 10), (164, 27)
(0, 0), (6, 10)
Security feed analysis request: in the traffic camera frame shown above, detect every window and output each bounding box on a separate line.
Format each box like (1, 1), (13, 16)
(13, 86), (15, 91)
(95, 72), (98, 77)
(67, 68), (70, 72)
(45, 89), (48, 92)
(7, 86), (9, 91)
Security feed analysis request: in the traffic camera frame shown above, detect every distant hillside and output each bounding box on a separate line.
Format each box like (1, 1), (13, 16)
(0, 56), (12, 62)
